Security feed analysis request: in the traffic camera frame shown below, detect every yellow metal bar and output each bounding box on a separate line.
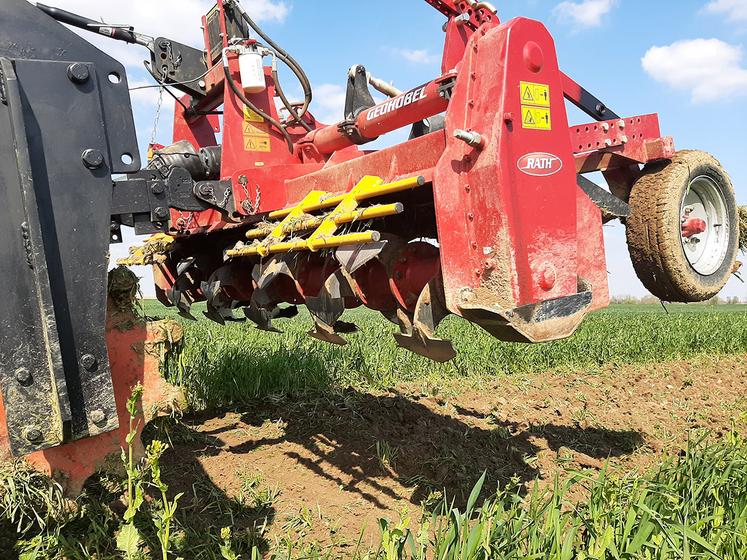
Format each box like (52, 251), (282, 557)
(255, 190), (326, 257)
(268, 175), (425, 220)
(306, 176), (381, 252)
(227, 231), (380, 258)
(307, 231), (380, 251)
(246, 203), (404, 240)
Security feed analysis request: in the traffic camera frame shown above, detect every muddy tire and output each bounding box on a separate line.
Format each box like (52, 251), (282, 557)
(626, 150), (738, 302)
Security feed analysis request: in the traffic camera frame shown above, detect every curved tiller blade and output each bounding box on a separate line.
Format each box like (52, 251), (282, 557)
(393, 277), (456, 363)
(201, 267), (245, 325)
(170, 259), (198, 321)
(243, 258), (298, 332)
(306, 269), (358, 345)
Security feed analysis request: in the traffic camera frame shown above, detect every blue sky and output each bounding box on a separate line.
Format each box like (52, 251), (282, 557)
(50, 0), (747, 299)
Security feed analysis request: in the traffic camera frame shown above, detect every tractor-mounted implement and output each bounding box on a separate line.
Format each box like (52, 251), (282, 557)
(0, 0), (739, 489)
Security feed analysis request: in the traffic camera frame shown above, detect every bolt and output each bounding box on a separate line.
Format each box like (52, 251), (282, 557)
(25, 427), (43, 443)
(67, 63), (90, 84)
(15, 368), (31, 384)
(154, 207), (169, 220)
(604, 138), (613, 147)
(81, 149), (104, 169)
(198, 80), (206, 89)
(110, 222), (119, 232)
(454, 129), (484, 149)
(455, 13), (471, 25)
(81, 353), (97, 371)
(151, 182), (165, 195)
(199, 183), (213, 197)
(602, 123), (610, 132)
(468, 212), (475, 221)
(91, 409), (107, 425)
(620, 135), (629, 144)
(618, 119), (626, 130)
(503, 112), (514, 124)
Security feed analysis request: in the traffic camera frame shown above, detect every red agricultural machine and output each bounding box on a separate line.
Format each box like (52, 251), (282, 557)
(0, 0), (740, 490)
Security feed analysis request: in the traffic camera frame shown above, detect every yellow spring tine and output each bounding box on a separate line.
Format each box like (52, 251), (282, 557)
(255, 190), (326, 257)
(227, 231), (380, 257)
(268, 175), (425, 220)
(246, 203), (404, 240)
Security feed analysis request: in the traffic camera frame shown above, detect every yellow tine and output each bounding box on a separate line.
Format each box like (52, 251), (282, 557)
(246, 202), (403, 240)
(268, 175), (424, 219)
(228, 231), (380, 258)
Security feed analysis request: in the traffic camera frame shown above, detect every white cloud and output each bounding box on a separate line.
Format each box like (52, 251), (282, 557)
(387, 48), (438, 65)
(705, 0), (747, 22)
(311, 83), (347, 125)
(553, 0), (616, 28)
(641, 38), (747, 103)
(32, 0), (290, 69)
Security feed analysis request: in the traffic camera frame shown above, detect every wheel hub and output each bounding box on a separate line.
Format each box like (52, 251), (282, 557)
(680, 175), (729, 276)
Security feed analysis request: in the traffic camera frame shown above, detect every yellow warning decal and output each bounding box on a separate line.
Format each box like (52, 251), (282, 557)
(521, 106), (552, 130)
(243, 107), (265, 122)
(520, 81), (550, 107)
(243, 107), (271, 152)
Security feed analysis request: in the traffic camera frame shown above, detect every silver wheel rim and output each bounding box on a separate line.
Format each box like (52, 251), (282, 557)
(680, 175), (729, 276)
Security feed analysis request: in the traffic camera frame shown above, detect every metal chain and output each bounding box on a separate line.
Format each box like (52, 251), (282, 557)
(150, 86), (165, 147)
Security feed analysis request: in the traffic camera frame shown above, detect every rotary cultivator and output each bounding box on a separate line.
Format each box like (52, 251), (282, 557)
(0, 0), (740, 488)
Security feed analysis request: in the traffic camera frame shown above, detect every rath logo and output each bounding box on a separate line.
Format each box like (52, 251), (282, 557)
(517, 153), (563, 177)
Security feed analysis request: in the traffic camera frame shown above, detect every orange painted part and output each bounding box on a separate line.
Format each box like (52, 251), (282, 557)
(0, 302), (181, 495)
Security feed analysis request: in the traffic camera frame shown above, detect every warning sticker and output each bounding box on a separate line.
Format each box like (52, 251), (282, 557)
(520, 81), (550, 107)
(244, 136), (272, 152)
(243, 107), (265, 122)
(243, 107), (271, 152)
(521, 106), (552, 130)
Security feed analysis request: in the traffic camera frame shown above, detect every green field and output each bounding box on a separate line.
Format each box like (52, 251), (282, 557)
(141, 300), (747, 409)
(1, 301), (746, 559)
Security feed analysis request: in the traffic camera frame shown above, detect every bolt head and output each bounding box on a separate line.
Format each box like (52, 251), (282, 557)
(154, 207), (169, 219)
(15, 368), (31, 384)
(199, 184), (213, 196)
(91, 410), (107, 425)
(151, 182), (166, 195)
(81, 149), (104, 169)
(80, 353), (97, 371)
(25, 427), (43, 443)
(67, 63), (90, 84)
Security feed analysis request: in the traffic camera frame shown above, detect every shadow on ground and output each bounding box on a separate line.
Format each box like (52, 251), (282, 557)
(159, 388), (644, 512)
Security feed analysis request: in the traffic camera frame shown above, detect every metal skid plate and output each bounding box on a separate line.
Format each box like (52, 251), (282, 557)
(0, 58), (119, 455)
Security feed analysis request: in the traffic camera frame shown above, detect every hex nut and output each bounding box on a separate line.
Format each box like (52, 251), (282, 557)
(81, 149), (104, 169)
(25, 427), (43, 443)
(91, 410), (107, 425)
(67, 63), (90, 84)
(15, 368), (31, 384)
(80, 353), (97, 371)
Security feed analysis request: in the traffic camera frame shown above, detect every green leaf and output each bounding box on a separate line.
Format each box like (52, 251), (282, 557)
(116, 522), (142, 557)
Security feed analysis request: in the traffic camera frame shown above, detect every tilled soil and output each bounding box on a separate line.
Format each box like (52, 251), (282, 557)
(156, 354), (747, 550)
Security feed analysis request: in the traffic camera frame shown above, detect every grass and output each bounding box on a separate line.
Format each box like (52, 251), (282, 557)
(0, 301), (745, 558)
(143, 301), (747, 410)
(3, 430), (746, 558)
(365, 430), (747, 560)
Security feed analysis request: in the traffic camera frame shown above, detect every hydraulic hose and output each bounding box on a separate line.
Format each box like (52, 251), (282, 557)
(222, 52), (294, 153)
(232, 1), (313, 122)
